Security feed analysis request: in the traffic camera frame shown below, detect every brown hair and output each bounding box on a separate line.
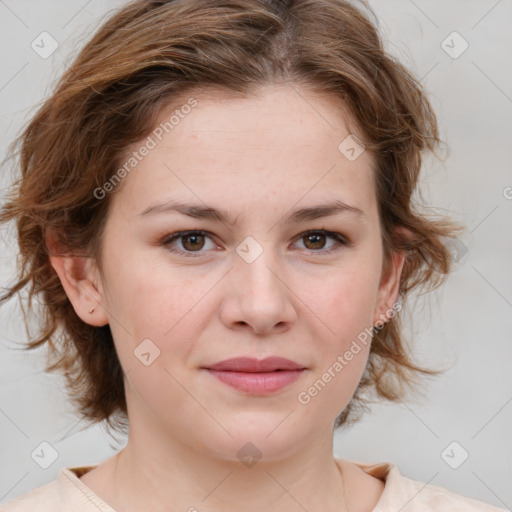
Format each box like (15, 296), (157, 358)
(0, 0), (465, 438)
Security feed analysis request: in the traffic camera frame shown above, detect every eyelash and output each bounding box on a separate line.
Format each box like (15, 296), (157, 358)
(160, 229), (350, 258)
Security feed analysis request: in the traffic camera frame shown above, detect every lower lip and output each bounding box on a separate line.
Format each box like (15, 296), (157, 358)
(205, 369), (305, 394)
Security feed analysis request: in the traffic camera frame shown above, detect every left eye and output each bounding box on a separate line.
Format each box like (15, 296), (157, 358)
(295, 231), (347, 252)
(162, 230), (218, 255)
(161, 230), (349, 257)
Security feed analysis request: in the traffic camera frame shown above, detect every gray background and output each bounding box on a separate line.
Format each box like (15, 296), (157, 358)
(1, 0), (511, 508)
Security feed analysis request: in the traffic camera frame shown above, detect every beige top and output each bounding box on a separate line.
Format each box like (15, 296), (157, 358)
(0, 459), (506, 511)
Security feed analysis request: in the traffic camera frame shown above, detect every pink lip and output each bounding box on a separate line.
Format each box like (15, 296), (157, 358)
(203, 357), (306, 395)
(206, 356), (305, 372)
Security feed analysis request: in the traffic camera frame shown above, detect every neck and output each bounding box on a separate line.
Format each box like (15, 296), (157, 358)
(108, 430), (348, 512)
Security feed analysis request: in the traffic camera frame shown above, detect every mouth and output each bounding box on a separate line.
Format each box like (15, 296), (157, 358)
(202, 356), (306, 395)
(204, 356), (305, 372)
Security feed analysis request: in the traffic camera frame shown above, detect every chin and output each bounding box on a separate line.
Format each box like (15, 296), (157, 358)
(196, 419), (309, 464)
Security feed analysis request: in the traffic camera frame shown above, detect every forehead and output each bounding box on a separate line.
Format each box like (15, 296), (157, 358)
(111, 84), (377, 221)
(166, 84), (361, 147)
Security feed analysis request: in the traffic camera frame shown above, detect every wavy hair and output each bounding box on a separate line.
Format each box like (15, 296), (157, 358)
(0, 0), (465, 438)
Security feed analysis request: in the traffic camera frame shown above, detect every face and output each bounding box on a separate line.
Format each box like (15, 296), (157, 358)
(56, 84), (404, 462)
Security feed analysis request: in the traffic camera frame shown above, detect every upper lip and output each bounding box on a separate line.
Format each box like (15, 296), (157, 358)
(204, 357), (305, 372)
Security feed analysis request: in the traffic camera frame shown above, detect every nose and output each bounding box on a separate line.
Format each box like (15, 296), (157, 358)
(219, 244), (297, 335)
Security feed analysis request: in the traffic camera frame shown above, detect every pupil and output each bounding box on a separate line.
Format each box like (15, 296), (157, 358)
(307, 233), (325, 249)
(184, 234), (204, 251)
(181, 233), (327, 252)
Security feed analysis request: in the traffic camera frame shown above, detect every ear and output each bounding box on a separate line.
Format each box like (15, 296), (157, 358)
(46, 229), (109, 327)
(372, 227), (409, 327)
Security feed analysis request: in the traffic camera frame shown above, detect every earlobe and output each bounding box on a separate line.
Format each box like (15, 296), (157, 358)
(45, 230), (108, 327)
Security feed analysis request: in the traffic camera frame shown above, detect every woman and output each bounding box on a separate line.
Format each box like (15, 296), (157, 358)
(0, 0), (505, 510)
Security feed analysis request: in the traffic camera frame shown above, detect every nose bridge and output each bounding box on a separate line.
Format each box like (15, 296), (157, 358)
(225, 234), (295, 332)
(235, 234), (284, 300)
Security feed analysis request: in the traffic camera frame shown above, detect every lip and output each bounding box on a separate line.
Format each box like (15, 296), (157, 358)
(203, 357), (306, 395)
(205, 356), (305, 372)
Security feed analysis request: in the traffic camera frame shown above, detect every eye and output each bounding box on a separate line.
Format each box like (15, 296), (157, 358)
(292, 230), (349, 254)
(160, 229), (350, 257)
(161, 230), (217, 257)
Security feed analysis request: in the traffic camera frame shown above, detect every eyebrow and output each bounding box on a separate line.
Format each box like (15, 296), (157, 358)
(138, 199), (365, 225)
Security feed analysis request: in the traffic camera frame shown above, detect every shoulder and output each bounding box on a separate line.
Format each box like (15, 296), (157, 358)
(343, 459), (507, 512)
(0, 480), (59, 512)
(393, 472), (507, 511)
(0, 465), (107, 512)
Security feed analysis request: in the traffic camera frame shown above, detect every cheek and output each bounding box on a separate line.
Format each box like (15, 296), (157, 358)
(104, 263), (219, 387)
(122, 353), (204, 438)
(304, 264), (379, 342)
(102, 245), (212, 333)
(296, 343), (371, 420)
(294, 264), (377, 408)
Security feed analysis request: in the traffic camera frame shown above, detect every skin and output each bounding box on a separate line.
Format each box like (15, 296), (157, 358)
(48, 83), (406, 512)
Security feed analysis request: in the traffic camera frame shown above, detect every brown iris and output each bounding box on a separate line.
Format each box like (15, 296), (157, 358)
(302, 232), (327, 250)
(181, 233), (206, 251)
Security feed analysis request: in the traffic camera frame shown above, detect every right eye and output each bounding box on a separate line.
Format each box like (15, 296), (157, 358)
(160, 230), (219, 257)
